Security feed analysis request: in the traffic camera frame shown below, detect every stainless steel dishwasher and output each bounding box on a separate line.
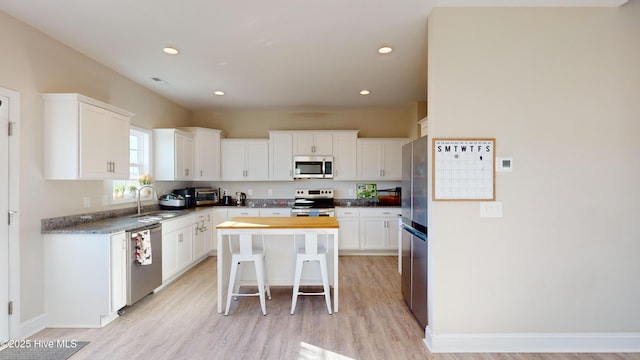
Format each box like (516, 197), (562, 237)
(126, 223), (163, 306)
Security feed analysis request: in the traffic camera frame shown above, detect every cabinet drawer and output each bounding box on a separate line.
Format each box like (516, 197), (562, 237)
(162, 215), (193, 233)
(259, 208), (291, 217)
(227, 208), (260, 218)
(336, 207), (360, 218)
(359, 208), (401, 217)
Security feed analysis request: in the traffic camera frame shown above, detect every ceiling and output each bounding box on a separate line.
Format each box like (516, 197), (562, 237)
(0, 0), (628, 111)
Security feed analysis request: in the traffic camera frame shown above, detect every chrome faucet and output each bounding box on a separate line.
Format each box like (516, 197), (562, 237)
(136, 184), (157, 214)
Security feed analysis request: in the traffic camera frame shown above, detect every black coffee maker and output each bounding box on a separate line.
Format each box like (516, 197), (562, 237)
(172, 188), (196, 208)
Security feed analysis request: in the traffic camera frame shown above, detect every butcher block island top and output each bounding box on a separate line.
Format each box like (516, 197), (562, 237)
(217, 216), (339, 229)
(216, 216), (340, 313)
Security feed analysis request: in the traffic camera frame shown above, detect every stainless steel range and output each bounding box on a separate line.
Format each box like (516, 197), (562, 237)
(291, 188), (335, 217)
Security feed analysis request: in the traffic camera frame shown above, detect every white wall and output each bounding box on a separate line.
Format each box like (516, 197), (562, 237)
(427, 3), (640, 350)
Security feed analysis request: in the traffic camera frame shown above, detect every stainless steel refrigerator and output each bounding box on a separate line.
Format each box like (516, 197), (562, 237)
(401, 136), (428, 329)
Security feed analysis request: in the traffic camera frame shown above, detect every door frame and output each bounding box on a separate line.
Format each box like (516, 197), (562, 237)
(1, 86), (21, 339)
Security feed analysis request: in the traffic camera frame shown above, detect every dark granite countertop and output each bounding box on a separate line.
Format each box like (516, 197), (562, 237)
(42, 198), (400, 235)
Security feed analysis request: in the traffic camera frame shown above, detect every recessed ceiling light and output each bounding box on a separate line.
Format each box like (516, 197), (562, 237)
(163, 47), (179, 55)
(214, 90), (225, 96)
(360, 90), (371, 95)
(378, 46), (393, 54)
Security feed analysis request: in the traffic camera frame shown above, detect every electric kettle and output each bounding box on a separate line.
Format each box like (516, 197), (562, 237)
(235, 192), (246, 206)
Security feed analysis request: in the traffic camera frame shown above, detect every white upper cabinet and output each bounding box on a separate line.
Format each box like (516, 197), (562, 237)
(221, 139), (269, 181)
(418, 117), (428, 137)
(153, 129), (195, 181)
(332, 131), (359, 181)
(180, 127), (223, 181)
(42, 93), (133, 180)
(293, 131), (334, 156)
(357, 138), (408, 180)
(269, 131), (294, 181)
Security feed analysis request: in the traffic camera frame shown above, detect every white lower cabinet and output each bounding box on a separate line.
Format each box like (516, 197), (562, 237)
(336, 208), (360, 251)
(162, 216), (194, 283)
(336, 207), (401, 254)
(110, 231), (127, 314)
(193, 210), (213, 260)
(359, 208), (401, 251)
(44, 231), (127, 328)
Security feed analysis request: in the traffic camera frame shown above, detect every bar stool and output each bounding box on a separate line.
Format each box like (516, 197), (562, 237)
(225, 233), (271, 316)
(290, 231), (332, 315)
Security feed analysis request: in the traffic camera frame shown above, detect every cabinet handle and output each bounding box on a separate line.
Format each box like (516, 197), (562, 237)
(178, 234), (183, 243)
(200, 170), (203, 177)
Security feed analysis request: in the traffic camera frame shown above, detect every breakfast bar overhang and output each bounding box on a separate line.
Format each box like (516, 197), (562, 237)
(216, 216), (340, 313)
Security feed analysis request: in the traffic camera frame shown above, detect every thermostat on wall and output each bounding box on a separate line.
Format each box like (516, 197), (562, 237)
(496, 157), (513, 172)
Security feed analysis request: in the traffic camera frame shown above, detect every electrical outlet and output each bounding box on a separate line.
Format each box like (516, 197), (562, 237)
(268, 189), (273, 196)
(348, 189), (354, 197)
(83, 197), (91, 208)
(247, 189), (253, 196)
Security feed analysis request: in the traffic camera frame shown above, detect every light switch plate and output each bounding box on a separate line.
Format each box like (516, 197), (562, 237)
(480, 201), (503, 218)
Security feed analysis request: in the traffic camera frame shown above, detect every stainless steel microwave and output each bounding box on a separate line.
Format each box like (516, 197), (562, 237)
(293, 156), (333, 179)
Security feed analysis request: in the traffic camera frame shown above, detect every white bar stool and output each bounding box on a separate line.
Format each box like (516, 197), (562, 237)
(290, 231), (332, 315)
(225, 233), (271, 316)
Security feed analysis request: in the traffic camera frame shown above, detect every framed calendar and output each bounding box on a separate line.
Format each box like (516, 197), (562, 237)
(432, 138), (496, 201)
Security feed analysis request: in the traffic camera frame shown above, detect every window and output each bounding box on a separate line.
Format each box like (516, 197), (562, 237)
(108, 127), (152, 203)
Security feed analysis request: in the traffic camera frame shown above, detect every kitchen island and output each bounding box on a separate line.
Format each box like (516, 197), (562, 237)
(216, 217), (340, 313)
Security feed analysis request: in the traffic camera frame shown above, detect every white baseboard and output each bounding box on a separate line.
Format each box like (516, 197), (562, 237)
(425, 326), (640, 353)
(19, 313), (47, 339)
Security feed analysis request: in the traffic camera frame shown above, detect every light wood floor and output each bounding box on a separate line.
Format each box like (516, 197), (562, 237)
(33, 256), (639, 360)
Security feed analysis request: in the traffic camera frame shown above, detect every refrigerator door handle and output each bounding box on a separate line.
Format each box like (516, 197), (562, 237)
(402, 223), (426, 241)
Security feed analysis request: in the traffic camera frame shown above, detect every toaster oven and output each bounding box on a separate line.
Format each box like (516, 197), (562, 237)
(194, 187), (219, 206)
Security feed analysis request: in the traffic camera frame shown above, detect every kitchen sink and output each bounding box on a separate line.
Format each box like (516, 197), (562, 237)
(129, 211), (181, 222)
